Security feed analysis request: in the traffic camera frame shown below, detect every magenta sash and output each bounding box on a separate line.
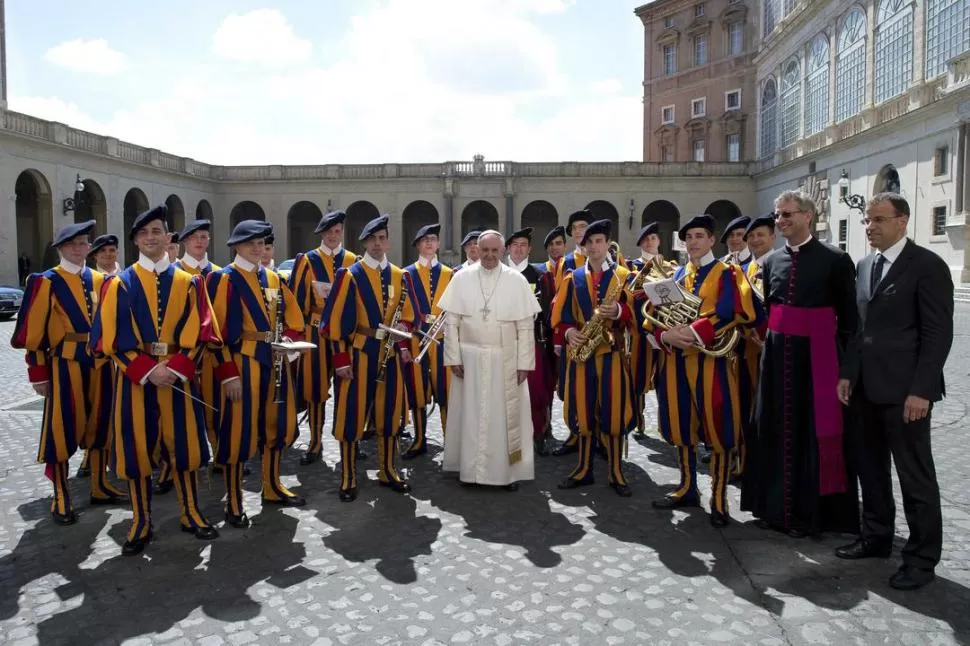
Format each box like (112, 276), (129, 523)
(767, 304), (847, 496)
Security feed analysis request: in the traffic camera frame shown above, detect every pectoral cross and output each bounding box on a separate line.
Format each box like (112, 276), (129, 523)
(480, 304), (491, 320)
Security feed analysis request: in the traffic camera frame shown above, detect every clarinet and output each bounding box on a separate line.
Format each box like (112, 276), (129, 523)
(273, 287), (285, 404)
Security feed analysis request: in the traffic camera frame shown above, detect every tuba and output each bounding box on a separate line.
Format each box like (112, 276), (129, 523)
(639, 275), (739, 358)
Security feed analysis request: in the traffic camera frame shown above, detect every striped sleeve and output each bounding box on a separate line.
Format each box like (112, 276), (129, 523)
(10, 273), (52, 382)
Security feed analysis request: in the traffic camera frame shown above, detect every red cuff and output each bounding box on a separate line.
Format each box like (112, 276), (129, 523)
(125, 354), (158, 384)
(27, 365), (49, 383)
(690, 318), (716, 346)
(216, 361), (240, 381)
(756, 322), (768, 339)
(616, 302), (632, 325)
(652, 329), (670, 352)
(283, 329), (302, 342)
(554, 325), (574, 346)
(167, 354), (197, 380)
(333, 352), (350, 370)
(397, 340), (410, 351)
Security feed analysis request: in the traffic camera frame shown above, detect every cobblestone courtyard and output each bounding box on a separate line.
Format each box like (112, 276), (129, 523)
(0, 309), (968, 646)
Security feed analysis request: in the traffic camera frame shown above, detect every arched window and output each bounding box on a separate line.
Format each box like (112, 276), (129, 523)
(836, 8), (867, 122)
(925, 0), (970, 80)
(760, 78), (778, 158)
(763, 0), (779, 38)
(780, 60), (801, 148)
(804, 36), (830, 136)
(874, 0), (914, 104)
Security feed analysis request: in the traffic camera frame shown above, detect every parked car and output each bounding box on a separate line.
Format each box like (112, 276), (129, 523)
(276, 258), (295, 282)
(0, 285), (24, 320)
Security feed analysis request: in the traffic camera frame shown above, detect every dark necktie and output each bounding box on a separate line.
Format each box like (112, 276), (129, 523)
(870, 253), (886, 296)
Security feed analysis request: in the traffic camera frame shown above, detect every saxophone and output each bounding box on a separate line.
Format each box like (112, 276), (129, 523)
(568, 273), (625, 363)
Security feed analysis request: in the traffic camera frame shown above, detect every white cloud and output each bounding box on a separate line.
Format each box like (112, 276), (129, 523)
(212, 9), (312, 66)
(43, 38), (128, 75)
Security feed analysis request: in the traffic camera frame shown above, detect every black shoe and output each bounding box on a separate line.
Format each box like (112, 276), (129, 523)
(534, 438), (549, 457)
(651, 493), (701, 509)
(210, 464), (225, 474)
(339, 487), (358, 502)
(89, 493), (127, 506)
(154, 480), (174, 495)
(51, 510), (78, 526)
(609, 482), (633, 497)
(299, 451), (322, 466)
(786, 527), (809, 539)
(698, 447), (712, 465)
(242, 465), (252, 476)
(505, 483), (519, 492)
(552, 442), (578, 457)
(889, 564), (935, 591)
(557, 476), (594, 490)
(180, 524), (219, 540)
(402, 446), (427, 460)
(224, 512), (251, 529)
(262, 494), (307, 507)
(75, 466), (91, 478)
(379, 479), (412, 494)
(356, 447), (368, 461)
(710, 510), (730, 527)
(122, 531), (152, 556)
(835, 538), (892, 560)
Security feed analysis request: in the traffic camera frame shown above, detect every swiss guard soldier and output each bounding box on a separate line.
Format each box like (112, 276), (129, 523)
(91, 204), (221, 555)
(403, 222), (453, 458)
(89, 234), (121, 276)
(542, 225), (567, 275)
(720, 215), (752, 265)
(321, 215), (419, 502)
(538, 225), (566, 439)
(261, 232), (276, 270)
(453, 230), (481, 271)
(551, 219), (637, 496)
(12, 220), (127, 525)
(207, 220), (309, 527)
(288, 210), (357, 466)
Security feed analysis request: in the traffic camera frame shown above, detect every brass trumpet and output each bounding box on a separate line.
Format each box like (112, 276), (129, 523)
(414, 312), (447, 363)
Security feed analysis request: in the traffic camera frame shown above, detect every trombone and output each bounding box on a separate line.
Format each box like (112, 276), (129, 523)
(414, 312), (447, 363)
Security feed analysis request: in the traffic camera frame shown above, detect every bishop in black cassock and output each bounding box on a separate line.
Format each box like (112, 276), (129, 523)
(741, 194), (859, 537)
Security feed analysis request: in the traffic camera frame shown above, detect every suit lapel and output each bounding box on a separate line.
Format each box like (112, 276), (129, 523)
(859, 254), (874, 301)
(874, 239), (913, 299)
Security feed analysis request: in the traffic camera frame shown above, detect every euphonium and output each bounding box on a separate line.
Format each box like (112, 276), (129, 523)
(639, 276), (739, 358)
(630, 254), (675, 292)
(569, 274), (624, 363)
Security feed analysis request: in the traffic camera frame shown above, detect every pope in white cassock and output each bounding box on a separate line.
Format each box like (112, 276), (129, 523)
(436, 230), (542, 490)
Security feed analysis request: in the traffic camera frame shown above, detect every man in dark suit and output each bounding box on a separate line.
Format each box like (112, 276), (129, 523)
(836, 192), (954, 591)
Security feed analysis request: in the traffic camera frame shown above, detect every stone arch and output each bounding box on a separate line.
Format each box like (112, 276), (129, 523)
(705, 199), (743, 255)
(520, 200), (559, 251)
(14, 169), (54, 277)
(461, 200), (499, 238)
(165, 194), (186, 237)
(287, 201), (323, 259)
(74, 178), (107, 236)
(401, 200), (440, 266)
(196, 199), (214, 221)
(123, 187), (150, 265)
(874, 164), (900, 195)
(229, 200), (266, 230)
(345, 200), (381, 255)
(584, 200), (620, 239)
(641, 200), (681, 257)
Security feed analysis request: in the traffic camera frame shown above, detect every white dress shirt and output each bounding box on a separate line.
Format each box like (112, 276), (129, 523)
(57, 257), (84, 275)
(362, 252), (389, 270)
(233, 254), (258, 272)
(319, 244), (342, 257)
(136, 253), (171, 273)
(417, 255), (439, 268)
(509, 257), (530, 272)
(179, 253), (210, 271)
(873, 236), (908, 283)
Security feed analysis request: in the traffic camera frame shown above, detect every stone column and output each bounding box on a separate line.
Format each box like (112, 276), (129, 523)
(863, 2), (876, 109)
(911, 0), (925, 87)
(827, 17), (837, 127)
(505, 195), (515, 237)
(961, 122), (970, 283)
(0, 0), (6, 108)
(443, 193), (454, 252)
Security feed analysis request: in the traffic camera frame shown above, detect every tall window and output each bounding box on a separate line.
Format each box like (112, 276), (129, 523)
(729, 22), (743, 55)
(763, 0), (779, 38)
(836, 9), (867, 122)
(693, 139), (706, 162)
(726, 134), (741, 161)
(783, 0), (799, 16)
(661, 145), (674, 162)
(760, 78), (778, 158)
(925, 0), (970, 80)
(804, 36), (830, 136)
(694, 34), (708, 66)
(933, 206), (947, 236)
(663, 44), (677, 75)
(695, 3), (706, 17)
(780, 60), (801, 148)
(875, 0), (914, 103)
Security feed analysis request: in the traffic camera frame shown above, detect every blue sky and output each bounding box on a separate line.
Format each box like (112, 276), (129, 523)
(6, 0), (646, 164)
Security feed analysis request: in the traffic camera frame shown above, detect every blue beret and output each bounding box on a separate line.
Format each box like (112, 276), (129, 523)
(678, 214), (716, 240)
(358, 214), (389, 241)
(88, 233), (118, 256)
(636, 222), (659, 246)
(543, 225), (566, 247)
(507, 227), (533, 245)
(314, 210), (346, 234)
(580, 219), (611, 246)
(744, 214), (776, 238)
(226, 219), (272, 246)
(566, 209), (592, 235)
(54, 220), (96, 248)
(129, 205), (168, 240)
(719, 215), (751, 243)
(179, 219), (211, 241)
(412, 223), (441, 247)
(460, 230), (481, 247)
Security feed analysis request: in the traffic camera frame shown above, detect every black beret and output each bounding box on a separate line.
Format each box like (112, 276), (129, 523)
(507, 227), (533, 245)
(264, 233), (275, 245)
(359, 214), (389, 241)
(169, 232), (180, 245)
(54, 220), (96, 248)
(566, 209), (592, 235)
(719, 215), (751, 244)
(580, 219), (611, 246)
(87, 233), (118, 256)
(543, 225), (566, 247)
(226, 219), (272, 246)
(179, 219), (211, 241)
(636, 222), (659, 246)
(129, 205), (168, 240)
(743, 214), (776, 239)
(411, 223), (441, 247)
(314, 210), (346, 234)
(460, 230), (481, 247)
(678, 214), (716, 240)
